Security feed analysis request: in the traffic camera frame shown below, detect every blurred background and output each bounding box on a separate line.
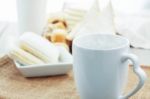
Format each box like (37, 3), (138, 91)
(0, 0), (150, 66)
(0, 0), (150, 22)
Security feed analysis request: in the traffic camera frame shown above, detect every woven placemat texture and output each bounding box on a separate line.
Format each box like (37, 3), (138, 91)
(0, 56), (79, 99)
(0, 56), (149, 99)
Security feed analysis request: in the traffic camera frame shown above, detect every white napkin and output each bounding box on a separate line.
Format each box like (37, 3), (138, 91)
(115, 15), (150, 49)
(113, 0), (150, 49)
(68, 0), (115, 39)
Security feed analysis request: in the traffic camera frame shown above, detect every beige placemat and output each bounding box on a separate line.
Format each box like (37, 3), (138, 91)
(0, 56), (79, 99)
(0, 56), (149, 99)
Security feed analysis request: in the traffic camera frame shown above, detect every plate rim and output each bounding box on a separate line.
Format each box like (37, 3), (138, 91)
(15, 61), (73, 69)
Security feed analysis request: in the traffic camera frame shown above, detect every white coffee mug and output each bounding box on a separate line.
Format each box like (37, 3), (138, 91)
(17, 0), (47, 35)
(73, 34), (146, 99)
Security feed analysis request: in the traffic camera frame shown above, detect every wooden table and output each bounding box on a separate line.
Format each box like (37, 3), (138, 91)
(0, 57), (149, 99)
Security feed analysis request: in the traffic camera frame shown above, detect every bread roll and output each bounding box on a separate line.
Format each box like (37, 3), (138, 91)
(19, 32), (59, 63)
(9, 46), (44, 65)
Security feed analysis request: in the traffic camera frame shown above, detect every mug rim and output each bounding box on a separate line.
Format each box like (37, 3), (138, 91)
(73, 34), (130, 51)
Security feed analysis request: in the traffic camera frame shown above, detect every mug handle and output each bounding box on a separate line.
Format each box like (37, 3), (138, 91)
(120, 54), (147, 99)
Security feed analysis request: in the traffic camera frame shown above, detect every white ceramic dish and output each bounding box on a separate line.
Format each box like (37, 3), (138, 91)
(14, 44), (73, 77)
(15, 61), (72, 77)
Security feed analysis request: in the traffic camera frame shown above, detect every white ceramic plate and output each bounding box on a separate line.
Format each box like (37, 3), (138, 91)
(14, 44), (73, 77)
(15, 61), (72, 77)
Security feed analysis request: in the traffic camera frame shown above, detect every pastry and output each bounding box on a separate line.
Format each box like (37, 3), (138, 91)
(53, 21), (67, 30)
(49, 19), (67, 30)
(51, 29), (67, 43)
(9, 46), (44, 65)
(19, 32), (59, 63)
(43, 33), (52, 41)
